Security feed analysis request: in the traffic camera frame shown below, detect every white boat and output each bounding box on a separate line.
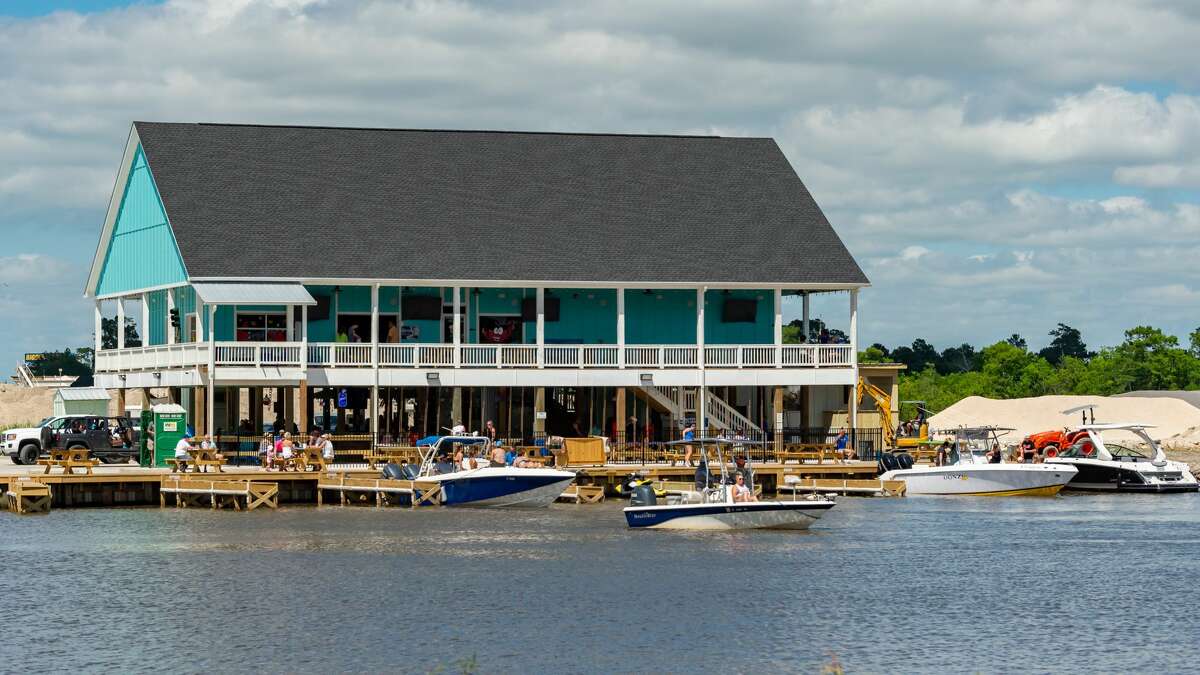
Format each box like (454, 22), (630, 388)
(1042, 415), (1199, 493)
(623, 438), (836, 530)
(413, 436), (577, 507)
(879, 427), (1077, 496)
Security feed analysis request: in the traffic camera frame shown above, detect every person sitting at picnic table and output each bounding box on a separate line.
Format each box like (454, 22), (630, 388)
(278, 432), (295, 470)
(731, 473), (756, 502)
(835, 430), (850, 460)
(259, 433), (275, 469)
(320, 433), (335, 463)
(174, 434), (194, 473)
(308, 428), (322, 449)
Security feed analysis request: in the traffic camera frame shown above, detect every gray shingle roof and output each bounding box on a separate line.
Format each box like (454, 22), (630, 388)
(134, 122), (868, 286)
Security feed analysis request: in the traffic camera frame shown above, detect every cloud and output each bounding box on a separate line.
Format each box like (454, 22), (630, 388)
(0, 0), (1199, 368)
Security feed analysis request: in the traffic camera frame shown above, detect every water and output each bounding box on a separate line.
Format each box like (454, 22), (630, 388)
(1, 494), (1198, 673)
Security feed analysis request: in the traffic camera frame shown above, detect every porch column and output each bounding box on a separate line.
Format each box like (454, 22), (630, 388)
(195, 383), (206, 436)
(773, 386), (784, 454)
(849, 289), (859, 432)
(141, 293), (150, 346)
(536, 287), (545, 368)
(396, 286), (404, 342)
(116, 296), (126, 349)
(802, 292), (811, 342)
(616, 289), (625, 368)
(208, 303), (217, 438)
(615, 387), (626, 445)
(696, 288), (705, 369)
(452, 286), (461, 368)
(166, 288), (176, 345)
(372, 284), (381, 446)
(534, 387), (546, 438)
(300, 305), (308, 369)
(286, 305), (295, 341)
(773, 288), (783, 368)
(93, 300), (102, 352)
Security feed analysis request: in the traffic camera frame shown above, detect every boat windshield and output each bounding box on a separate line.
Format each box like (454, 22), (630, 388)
(418, 436), (492, 476)
(1104, 443), (1148, 459)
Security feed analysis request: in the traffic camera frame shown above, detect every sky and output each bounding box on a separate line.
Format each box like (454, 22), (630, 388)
(2, 0), (1200, 373)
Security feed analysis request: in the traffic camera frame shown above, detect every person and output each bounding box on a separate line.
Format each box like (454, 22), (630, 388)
(681, 421), (696, 467)
(386, 320), (399, 344)
(731, 473), (756, 502)
(320, 433), (335, 463)
(309, 428), (322, 449)
(1020, 438), (1036, 464)
(200, 434), (215, 451)
(335, 330), (349, 343)
(490, 442), (506, 467)
(988, 443), (1003, 464)
(625, 416), (639, 449)
(484, 420), (497, 442)
(835, 430), (850, 461)
(173, 434), (194, 473)
(818, 328), (831, 344)
(936, 440), (951, 467)
(451, 420), (466, 435)
(259, 433), (275, 470)
(279, 432), (295, 470)
(348, 324), (362, 343)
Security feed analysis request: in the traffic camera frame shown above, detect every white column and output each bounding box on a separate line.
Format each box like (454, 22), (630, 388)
(396, 286), (404, 342)
(773, 287), (783, 368)
(371, 284), (380, 440)
(301, 304), (309, 368)
(371, 283), (380, 356)
(536, 287), (545, 368)
(166, 288), (177, 345)
(849, 289), (859, 431)
(94, 300), (103, 352)
(141, 293), (150, 346)
(802, 292), (811, 342)
(116, 297), (126, 349)
(696, 288), (705, 368)
(286, 305), (295, 341)
(208, 303), (217, 438)
(616, 288), (625, 368)
(452, 286), (461, 367)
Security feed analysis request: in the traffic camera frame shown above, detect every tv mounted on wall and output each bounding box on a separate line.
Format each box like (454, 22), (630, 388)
(721, 298), (757, 323)
(520, 297), (560, 322)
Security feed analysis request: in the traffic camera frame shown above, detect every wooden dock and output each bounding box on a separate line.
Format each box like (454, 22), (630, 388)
(6, 479), (52, 514)
(315, 475), (443, 507)
(159, 478), (280, 511)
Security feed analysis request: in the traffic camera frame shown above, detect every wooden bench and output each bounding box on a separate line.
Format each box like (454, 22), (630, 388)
(294, 447), (331, 473)
(6, 479), (52, 514)
(37, 447), (98, 475)
(159, 479), (279, 511)
(776, 443), (840, 464)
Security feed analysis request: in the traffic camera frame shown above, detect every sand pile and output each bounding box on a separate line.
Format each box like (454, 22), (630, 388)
(0, 386), (57, 428)
(928, 395), (1200, 450)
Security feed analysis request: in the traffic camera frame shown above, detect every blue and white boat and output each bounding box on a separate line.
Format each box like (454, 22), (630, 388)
(623, 438), (836, 530)
(415, 436), (576, 508)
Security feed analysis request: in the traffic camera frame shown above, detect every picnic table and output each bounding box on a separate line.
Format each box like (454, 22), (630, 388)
(295, 446), (331, 473)
(38, 447), (98, 475)
(776, 443), (841, 464)
(364, 446), (422, 469)
(167, 448), (227, 473)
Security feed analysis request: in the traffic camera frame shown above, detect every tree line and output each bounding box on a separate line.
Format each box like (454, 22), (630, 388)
(860, 324), (1200, 417)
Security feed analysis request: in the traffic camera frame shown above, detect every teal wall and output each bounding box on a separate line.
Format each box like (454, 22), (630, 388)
(147, 289), (168, 345)
(625, 289), (697, 344)
(537, 289), (618, 344)
(95, 145), (188, 296)
(704, 289), (773, 344)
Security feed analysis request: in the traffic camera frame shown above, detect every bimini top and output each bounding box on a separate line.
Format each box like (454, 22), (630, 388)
(1075, 423), (1157, 432)
(128, 122), (868, 287)
(416, 435), (490, 447)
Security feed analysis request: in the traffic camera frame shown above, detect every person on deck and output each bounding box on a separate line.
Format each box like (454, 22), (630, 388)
(174, 434), (194, 473)
(279, 432), (295, 470)
(835, 430), (850, 461)
(386, 320), (399, 343)
(731, 473), (756, 502)
(320, 433), (335, 463)
(348, 324), (363, 343)
(484, 420), (497, 442)
(259, 433), (275, 470)
(681, 421), (696, 467)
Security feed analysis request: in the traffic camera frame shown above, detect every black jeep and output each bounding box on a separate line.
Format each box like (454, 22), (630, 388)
(46, 416), (140, 464)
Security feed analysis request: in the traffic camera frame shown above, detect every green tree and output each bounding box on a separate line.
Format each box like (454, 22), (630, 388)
(1038, 323), (1091, 365)
(1005, 334), (1028, 350)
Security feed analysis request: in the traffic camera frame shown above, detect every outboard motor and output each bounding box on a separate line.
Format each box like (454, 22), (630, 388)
(879, 452), (902, 472)
(630, 483), (658, 507)
(382, 463), (419, 480)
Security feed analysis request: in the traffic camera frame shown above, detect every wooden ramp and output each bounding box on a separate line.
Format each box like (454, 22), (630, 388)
(779, 477), (906, 497)
(557, 484), (605, 504)
(6, 479), (51, 514)
(315, 475), (443, 507)
(159, 478), (280, 511)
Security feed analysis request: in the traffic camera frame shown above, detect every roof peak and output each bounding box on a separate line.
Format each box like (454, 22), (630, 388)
(133, 120), (742, 141)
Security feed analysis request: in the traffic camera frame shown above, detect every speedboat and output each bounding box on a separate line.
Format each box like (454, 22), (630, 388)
(413, 436), (576, 507)
(1042, 421), (1199, 493)
(623, 438), (836, 530)
(878, 426), (1077, 496)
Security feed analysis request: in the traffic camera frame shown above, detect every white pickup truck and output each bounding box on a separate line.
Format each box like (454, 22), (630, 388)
(3, 416), (70, 465)
(3, 415), (139, 465)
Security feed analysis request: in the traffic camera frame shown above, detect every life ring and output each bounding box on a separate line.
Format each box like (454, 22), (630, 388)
(1045, 447), (1057, 458)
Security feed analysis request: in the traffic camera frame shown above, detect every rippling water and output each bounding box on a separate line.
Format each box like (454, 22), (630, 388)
(1, 493), (1197, 673)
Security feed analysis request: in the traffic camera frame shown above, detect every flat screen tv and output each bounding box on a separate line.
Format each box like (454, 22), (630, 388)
(722, 298), (757, 323)
(402, 295), (442, 320)
(520, 297), (560, 322)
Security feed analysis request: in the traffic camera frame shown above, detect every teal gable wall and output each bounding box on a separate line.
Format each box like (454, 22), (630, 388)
(705, 289), (772, 344)
(95, 145), (188, 296)
(147, 289), (168, 345)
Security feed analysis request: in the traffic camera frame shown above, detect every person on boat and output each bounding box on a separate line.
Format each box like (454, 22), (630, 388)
(988, 443), (1003, 463)
(451, 421), (467, 435)
(936, 440), (951, 466)
(732, 473), (756, 502)
(490, 442), (506, 467)
(484, 420), (497, 442)
(1019, 438), (1036, 463)
(174, 434), (195, 473)
(681, 421), (696, 467)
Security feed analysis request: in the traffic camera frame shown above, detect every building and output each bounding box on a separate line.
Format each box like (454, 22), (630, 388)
(86, 122), (869, 451)
(52, 387), (112, 417)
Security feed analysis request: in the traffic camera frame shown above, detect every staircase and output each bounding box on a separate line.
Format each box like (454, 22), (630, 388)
(638, 385), (763, 437)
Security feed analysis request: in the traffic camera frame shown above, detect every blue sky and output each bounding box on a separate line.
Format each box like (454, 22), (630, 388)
(3, 0), (1200, 374)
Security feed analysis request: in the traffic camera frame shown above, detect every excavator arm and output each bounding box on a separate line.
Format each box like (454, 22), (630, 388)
(856, 378), (896, 449)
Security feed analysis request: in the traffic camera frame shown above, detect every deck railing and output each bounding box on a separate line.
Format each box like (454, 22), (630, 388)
(95, 342), (854, 372)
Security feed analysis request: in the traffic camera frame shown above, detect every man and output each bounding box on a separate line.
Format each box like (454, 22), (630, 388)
(451, 420), (466, 435)
(835, 430), (851, 461)
(173, 434), (194, 473)
(490, 442), (506, 467)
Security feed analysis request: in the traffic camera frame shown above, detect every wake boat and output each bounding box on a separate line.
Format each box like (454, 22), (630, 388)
(413, 436), (576, 507)
(878, 426), (1077, 496)
(623, 438), (836, 530)
(1039, 411), (1198, 492)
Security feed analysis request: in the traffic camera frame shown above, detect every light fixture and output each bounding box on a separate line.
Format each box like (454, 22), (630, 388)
(640, 373), (654, 385)
(426, 372), (440, 384)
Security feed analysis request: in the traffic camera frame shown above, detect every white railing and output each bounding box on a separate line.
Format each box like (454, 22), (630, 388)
(97, 342), (855, 372)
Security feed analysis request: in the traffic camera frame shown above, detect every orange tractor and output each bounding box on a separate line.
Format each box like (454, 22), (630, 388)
(1023, 405), (1100, 458)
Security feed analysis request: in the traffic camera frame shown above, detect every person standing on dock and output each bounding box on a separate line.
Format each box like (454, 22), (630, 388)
(681, 421), (696, 467)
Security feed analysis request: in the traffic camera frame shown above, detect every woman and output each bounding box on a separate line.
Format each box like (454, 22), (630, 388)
(681, 421), (696, 467)
(259, 433), (275, 470)
(279, 432), (295, 471)
(731, 473), (755, 502)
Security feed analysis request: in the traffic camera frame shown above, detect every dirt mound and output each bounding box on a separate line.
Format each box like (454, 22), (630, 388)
(928, 394), (1200, 451)
(0, 386), (57, 428)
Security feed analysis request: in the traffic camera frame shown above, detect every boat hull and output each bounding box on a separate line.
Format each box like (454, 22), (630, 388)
(428, 468), (577, 507)
(624, 500), (834, 530)
(1046, 458), (1200, 493)
(879, 464), (1077, 496)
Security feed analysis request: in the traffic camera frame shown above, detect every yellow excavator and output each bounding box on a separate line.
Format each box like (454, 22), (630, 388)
(855, 377), (928, 450)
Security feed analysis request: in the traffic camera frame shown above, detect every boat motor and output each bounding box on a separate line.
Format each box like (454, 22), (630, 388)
(618, 473), (662, 507)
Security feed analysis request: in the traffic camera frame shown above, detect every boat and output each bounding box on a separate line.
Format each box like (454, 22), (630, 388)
(412, 436), (577, 507)
(878, 426), (1077, 496)
(622, 438), (836, 530)
(1037, 407), (1199, 492)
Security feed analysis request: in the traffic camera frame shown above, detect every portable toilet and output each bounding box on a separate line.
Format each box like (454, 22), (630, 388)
(144, 403), (188, 468)
(52, 387), (111, 417)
